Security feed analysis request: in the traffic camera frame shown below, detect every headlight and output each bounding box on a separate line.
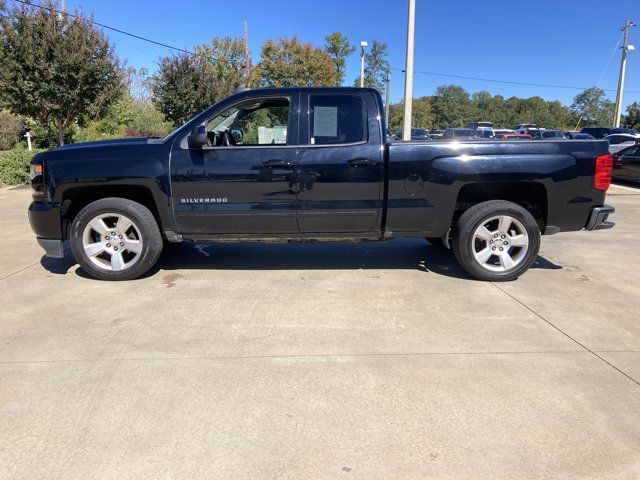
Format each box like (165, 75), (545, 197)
(30, 163), (42, 179)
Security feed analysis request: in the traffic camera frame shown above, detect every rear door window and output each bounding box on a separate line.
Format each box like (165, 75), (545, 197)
(309, 94), (366, 145)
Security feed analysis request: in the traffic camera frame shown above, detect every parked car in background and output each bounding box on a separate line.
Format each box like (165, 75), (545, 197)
(466, 121), (494, 139)
(466, 121), (493, 131)
(478, 130), (495, 139)
(514, 123), (538, 133)
(497, 133), (533, 140)
(612, 144), (640, 183)
(604, 133), (640, 154)
(429, 130), (445, 139)
(565, 131), (595, 140)
(580, 127), (639, 139)
(527, 129), (566, 140)
(494, 129), (515, 136)
(395, 128), (430, 141)
(444, 128), (478, 139)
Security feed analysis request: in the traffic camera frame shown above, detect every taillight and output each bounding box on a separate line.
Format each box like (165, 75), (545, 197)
(594, 153), (613, 191)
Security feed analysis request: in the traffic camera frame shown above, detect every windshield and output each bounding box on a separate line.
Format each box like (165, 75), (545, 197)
(411, 128), (428, 136)
(207, 108), (240, 133)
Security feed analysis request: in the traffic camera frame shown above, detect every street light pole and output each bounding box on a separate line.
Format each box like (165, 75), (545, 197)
(613, 20), (636, 127)
(402, 0), (416, 141)
(385, 65), (391, 128)
(359, 41), (368, 88)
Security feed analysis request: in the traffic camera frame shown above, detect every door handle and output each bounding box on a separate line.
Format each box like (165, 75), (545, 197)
(262, 159), (293, 168)
(348, 158), (379, 167)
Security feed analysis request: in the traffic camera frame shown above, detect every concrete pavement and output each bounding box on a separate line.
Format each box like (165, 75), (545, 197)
(1, 184), (639, 479)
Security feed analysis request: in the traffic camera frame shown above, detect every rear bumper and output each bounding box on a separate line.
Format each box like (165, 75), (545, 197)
(585, 205), (615, 231)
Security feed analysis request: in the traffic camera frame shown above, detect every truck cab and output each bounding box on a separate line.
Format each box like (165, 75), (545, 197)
(170, 88), (385, 237)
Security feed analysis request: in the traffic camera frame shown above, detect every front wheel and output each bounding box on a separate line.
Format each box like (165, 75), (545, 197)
(69, 198), (163, 281)
(452, 200), (540, 281)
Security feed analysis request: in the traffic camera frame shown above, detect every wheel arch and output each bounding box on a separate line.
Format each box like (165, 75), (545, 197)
(60, 184), (169, 240)
(453, 181), (548, 233)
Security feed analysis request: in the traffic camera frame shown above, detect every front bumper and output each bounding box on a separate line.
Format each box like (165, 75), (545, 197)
(29, 202), (65, 258)
(585, 205), (615, 231)
(37, 238), (65, 258)
(28, 202), (62, 238)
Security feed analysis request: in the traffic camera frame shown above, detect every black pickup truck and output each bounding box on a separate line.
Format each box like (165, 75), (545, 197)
(28, 87), (615, 281)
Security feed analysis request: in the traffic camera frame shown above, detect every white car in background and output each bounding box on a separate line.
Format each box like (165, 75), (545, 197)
(604, 133), (640, 154)
(494, 129), (515, 136)
(514, 123), (539, 133)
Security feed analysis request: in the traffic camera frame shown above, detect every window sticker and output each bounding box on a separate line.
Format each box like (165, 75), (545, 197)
(313, 106), (338, 137)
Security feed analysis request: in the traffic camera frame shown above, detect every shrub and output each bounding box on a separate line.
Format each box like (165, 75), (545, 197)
(0, 147), (43, 186)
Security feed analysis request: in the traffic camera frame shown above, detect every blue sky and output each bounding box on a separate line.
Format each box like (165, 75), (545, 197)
(60, 0), (640, 109)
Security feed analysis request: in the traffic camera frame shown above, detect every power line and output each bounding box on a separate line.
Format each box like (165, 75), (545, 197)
(10, 0), (199, 57)
(391, 68), (640, 95)
(12, 0), (639, 96)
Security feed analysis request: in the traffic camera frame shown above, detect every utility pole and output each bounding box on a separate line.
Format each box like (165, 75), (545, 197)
(359, 41), (368, 88)
(402, 0), (416, 141)
(243, 21), (251, 87)
(385, 65), (391, 128)
(613, 20), (636, 127)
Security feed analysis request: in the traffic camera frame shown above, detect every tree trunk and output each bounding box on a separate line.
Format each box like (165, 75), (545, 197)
(56, 118), (65, 146)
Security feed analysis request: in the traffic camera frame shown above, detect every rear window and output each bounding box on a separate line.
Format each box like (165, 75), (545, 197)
(309, 94), (366, 145)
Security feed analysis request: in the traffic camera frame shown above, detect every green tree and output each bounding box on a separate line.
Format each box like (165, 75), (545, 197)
(324, 32), (355, 86)
(624, 101), (640, 129)
(0, 110), (24, 150)
(354, 39), (389, 96)
(150, 53), (215, 126)
(151, 36), (247, 126)
(196, 36), (248, 96)
(388, 97), (432, 132)
(571, 87), (614, 127)
(257, 36), (337, 87)
(431, 85), (473, 129)
(0, 0), (124, 145)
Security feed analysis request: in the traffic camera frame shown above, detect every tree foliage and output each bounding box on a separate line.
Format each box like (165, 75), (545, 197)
(387, 98), (432, 132)
(624, 101), (640, 129)
(257, 36), (337, 87)
(324, 32), (355, 86)
(150, 36), (247, 126)
(570, 87), (614, 127)
(0, 110), (24, 150)
(354, 40), (389, 96)
(0, 1), (124, 145)
(387, 85), (578, 130)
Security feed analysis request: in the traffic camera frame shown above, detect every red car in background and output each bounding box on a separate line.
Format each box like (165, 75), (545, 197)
(496, 133), (533, 140)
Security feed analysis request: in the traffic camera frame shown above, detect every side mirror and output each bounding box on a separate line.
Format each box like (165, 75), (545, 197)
(188, 125), (209, 149)
(230, 129), (243, 143)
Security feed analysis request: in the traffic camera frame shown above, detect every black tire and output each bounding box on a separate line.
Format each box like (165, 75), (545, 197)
(426, 237), (449, 249)
(451, 200), (540, 281)
(69, 197), (163, 281)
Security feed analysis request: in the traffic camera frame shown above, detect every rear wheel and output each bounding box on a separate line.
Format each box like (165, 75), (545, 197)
(452, 200), (540, 281)
(69, 198), (162, 280)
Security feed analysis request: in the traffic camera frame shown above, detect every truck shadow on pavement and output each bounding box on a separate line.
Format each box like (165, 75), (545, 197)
(40, 239), (562, 281)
